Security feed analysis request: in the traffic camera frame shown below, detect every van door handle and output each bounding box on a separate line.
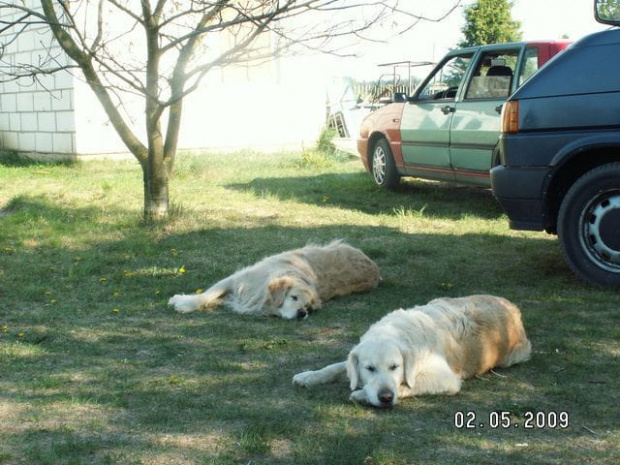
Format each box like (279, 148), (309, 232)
(495, 104), (503, 114)
(441, 105), (456, 115)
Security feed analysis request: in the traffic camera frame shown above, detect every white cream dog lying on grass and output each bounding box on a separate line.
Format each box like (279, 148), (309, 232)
(168, 240), (381, 320)
(293, 295), (531, 407)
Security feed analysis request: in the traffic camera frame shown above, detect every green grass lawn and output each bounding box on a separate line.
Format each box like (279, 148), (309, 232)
(0, 149), (618, 464)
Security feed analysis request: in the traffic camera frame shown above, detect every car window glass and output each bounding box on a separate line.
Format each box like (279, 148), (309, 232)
(417, 54), (473, 101)
(465, 50), (519, 100)
(518, 47), (539, 86)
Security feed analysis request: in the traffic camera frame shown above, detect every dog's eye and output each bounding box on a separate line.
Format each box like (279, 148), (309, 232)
(291, 295), (298, 302)
(365, 365), (375, 373)
(389, 364), (399, 371)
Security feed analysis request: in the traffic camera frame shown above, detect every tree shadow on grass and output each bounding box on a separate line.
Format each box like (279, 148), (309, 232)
(226, 172), (504, 220)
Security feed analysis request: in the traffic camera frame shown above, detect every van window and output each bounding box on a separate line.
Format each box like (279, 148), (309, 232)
(518, 47), (539, 86)
(465, 50), (519, 100)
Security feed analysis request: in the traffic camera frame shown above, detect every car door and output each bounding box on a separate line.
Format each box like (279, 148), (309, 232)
(450, 46), (524, 185)
(400, 53), (475, 181)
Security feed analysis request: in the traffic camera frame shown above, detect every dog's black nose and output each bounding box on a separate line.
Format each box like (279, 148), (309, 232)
(296, 309), (308, 319)
(378, 389), (394, 406)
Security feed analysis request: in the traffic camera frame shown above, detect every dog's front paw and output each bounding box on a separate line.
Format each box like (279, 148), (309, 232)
(349, 389), (369, 404)
(292, 371), (319, 388)
(168, 295), (197, 314)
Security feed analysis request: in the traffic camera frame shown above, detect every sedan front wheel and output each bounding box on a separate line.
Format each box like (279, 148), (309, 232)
(370, 138), (400, 190)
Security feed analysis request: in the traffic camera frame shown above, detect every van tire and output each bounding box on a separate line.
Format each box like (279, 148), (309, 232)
(557, 162), (620, 287)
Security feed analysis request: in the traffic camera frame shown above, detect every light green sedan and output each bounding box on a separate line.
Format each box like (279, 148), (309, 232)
(357, 41), (571, 190)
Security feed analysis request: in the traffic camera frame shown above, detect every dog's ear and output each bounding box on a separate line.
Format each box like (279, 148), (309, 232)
(267, 277), (293, 307)
(401, 346), (417, 388)
(346, 348), (360, 391)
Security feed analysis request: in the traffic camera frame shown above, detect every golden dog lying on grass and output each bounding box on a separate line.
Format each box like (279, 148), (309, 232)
(293, 295), (531, 407)
(168, 240), (381, 319)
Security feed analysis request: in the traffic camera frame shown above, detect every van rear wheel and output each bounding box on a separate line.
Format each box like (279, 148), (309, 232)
(557, 162), (620, 287)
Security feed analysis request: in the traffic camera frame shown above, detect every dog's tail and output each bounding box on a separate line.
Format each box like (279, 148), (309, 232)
(168, 277), (232, 314)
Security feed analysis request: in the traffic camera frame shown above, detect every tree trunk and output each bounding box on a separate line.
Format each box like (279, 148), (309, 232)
(143, 105), (171, 221)
(142, 3), (169, 222)
(144, 157), (169, 221)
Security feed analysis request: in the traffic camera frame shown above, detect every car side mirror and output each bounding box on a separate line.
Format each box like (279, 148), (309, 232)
(595, 0), (620, 25)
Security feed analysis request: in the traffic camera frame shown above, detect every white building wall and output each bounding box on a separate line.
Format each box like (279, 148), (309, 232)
(179, 55), (327, 152)
(0, 13), (77, 158)
(70, 56), (327, 156)
(72, 78), (134, 156)
(0, 7), (327, 159)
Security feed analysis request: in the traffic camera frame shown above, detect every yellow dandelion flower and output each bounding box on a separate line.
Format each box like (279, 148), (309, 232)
(112, 309), (120, 314)
(178, 266), (186, 275)
(154, 289), (161, 295)
(170, 248), (178, 255)
(195, 289), (203, 294)
(322, 195), (329, 203)
(168, 375), (184, 385)
(16, 332), (24, 338)
(1, 325), (8, 333)
(113, 290), (121, 297)
(99, 278), (108, 284)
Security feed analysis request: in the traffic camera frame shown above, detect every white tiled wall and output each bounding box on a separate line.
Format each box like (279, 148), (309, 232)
(0, 16), (77, 157)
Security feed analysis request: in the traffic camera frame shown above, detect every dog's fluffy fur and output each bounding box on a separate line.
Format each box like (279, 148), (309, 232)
(168, 241), (381, 319)
(293, 295), (531, 407)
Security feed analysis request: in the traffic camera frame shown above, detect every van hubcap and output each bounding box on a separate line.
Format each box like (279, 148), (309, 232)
(583, 191), (620, 271)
